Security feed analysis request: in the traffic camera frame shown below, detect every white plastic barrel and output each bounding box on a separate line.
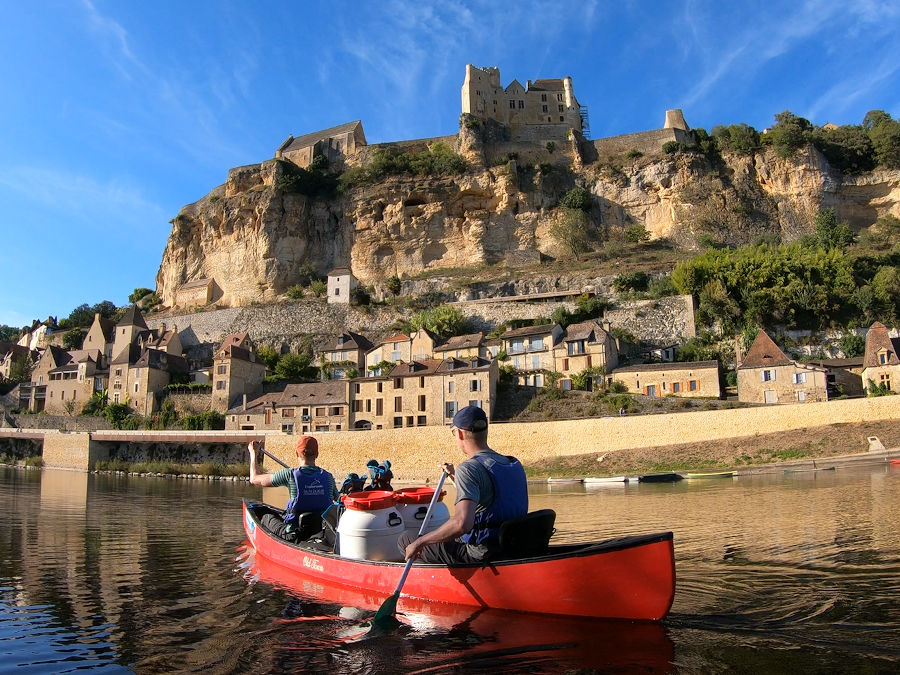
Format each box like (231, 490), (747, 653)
(394, 487), (450, 537)
(336, 490), (405, 561)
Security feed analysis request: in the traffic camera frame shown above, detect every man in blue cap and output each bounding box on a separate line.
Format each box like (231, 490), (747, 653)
(399, 405), (528, 564)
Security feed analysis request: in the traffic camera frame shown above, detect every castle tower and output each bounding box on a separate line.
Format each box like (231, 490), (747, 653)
(664, 109), (689, 131)
(563, 76), (574, 108)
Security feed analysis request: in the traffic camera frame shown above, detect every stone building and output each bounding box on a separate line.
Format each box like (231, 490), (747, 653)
(433, 332), (487, 360)
(860, 321), (900, 393)
(320, 332), (373, 380)
(20, 346), (105, 414)
(0, 342), (35, 380)
(737, 332), (828, 404)
(326, 268), (357, 305)
(211, 333), (267, 412)
(501, 323), (564, 387)
(553, 319), (618, 389)
(275, 120), (367, 170)
(461, 65), (584, 135)
(83, 313), (116, 363)
(226, 381), (350, 434)
(174, 278), (214, 308)
(806, 357), (864, 397)
(609, 360), (721, 399)
(364, 329), (437, 374)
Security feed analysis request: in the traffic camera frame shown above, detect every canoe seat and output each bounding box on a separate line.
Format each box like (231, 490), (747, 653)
(498, 509), (556, 559)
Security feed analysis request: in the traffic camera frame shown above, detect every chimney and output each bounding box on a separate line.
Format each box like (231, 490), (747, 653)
(242, 394), (248, 411)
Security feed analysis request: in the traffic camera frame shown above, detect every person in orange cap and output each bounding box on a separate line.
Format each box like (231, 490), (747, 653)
(248, 436), (338, 541)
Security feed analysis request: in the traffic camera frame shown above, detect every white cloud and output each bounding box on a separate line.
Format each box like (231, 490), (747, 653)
(0, 165), (167, 228)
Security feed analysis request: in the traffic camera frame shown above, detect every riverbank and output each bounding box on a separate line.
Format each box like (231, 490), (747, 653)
(528, 419), (900, 478)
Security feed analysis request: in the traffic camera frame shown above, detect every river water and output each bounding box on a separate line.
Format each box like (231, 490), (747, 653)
(1, 462), (899, 673)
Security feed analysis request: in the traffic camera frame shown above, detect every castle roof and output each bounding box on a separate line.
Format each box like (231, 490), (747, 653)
(738, 332), (792, 369)
(281, 121), (365, 155)
(116, 305), (148, 330)
(864, 321), (900, 367)
(529, 78), (565, 91)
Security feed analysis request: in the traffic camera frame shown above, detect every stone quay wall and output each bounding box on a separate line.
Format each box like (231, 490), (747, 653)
(260, 395), (900, 482)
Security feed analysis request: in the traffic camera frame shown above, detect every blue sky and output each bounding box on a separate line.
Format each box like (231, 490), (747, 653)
(1, 0), (899, 328)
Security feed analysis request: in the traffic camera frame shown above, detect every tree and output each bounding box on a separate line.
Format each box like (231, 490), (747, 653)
(256, 345), (280, 370)
(104, 403), (133, 429)
(0, 325), (19, 342)
(867, 113), (900, 168)
(310, 280), (327, 297)
(812, 125), (875, 173)
(766, 110), (812, 158)
(613, 271), (649, 293)
(62, 329), (85, 350)
(406, 305), (469, 340)
(550, 208), (595, 259)
(386, 276), (402, 295)
(129, 288), (154, 303)
(274, 352), (315, 381)
(838, 333), (865, 358)
(814, 208), (854, 250)
(559, 187), (592, 212)
(712, 123), (760, 155)
(625, 223), (650, 243)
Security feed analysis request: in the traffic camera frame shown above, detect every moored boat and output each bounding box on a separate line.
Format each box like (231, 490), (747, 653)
(889, 458), (900, 466)
(584, 476), (629, 485)
(638, 472), (684, 483)
(242, 499), (676, 621)
(685, 471), (736, 479)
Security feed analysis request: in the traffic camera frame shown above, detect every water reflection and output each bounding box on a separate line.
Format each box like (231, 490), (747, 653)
(1, 464), (899, 672)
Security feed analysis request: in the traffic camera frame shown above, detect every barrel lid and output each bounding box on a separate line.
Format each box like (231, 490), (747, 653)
(342, 490), (397, 511)
(394, 486), (445, 504)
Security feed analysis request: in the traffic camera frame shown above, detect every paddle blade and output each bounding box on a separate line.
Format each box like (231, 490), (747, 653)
(372, 591), (400, 627)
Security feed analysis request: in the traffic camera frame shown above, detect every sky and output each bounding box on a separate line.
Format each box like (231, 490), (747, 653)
(1, 0), (899, 329)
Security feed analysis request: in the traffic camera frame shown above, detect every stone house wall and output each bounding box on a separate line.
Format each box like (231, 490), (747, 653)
(737, 362), (828, 404)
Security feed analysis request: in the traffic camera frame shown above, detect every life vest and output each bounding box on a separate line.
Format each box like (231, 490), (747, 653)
(460, 453), (528, 548)
(284, 467), (332, 527)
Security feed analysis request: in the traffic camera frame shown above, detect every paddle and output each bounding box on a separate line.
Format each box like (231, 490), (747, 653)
(372, 467), (449, 626)
(258, 446), (289, 469)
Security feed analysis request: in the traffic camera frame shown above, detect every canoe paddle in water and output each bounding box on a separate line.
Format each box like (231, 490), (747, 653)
(372, 467), (449, 627)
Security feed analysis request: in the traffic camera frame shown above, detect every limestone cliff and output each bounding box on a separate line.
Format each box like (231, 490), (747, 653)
(156, 135), (900, 310)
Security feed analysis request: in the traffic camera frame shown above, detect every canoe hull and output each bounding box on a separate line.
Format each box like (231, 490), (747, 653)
(242, 500), (675, 621)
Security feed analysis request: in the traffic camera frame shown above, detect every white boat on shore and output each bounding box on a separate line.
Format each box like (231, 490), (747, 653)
(584, 476), (629, 485)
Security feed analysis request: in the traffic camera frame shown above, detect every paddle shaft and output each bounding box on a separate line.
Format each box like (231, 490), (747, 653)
(259, 446), (289, 469)
(389, 470), (449, 597)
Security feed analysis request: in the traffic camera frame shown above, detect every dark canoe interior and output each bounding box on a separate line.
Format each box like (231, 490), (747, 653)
(245, 500), (673, 569)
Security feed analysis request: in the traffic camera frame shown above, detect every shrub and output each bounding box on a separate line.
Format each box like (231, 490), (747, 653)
(386, 276), (402, 295)
(546, 141), (556, 154)
(310, 280), (327, 297)
(613, 271), (650, 293)
(129, 287), (154, 303)
(285, 284), (304, 299)
(181, 410), (226, 430)
(662, 141), (680, 154)
(608, 380), (628, 394)
(24, 456), (43, 468)
(626, 149), (643, 160)
(559, 187), (592, 212)
(624, 224), (650, 244)
(104, 403), (133, 429)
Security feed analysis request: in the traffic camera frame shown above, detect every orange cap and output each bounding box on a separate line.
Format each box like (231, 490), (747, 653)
(296, 436), (318, 455)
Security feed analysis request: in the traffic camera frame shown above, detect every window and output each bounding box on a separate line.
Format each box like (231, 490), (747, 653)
(557, 93), (563, 101)
(689, 380), (698, 391)
(509, 339), (525, 354)
(793, 372), (807, 384)
(470, 379), (481, 392)
(797, 391), (807, 402)
(418, 395), (426, 411)
(445, 401), (458, 418)
(315, 407), (325, 416)
(647, 385), (657, 398)
(315, 425), (329, 431)
(329, 406), (341, 416)
(542, 104), (548, 113)
(567, 341), (584, 356)
(468, 400), (481, 409)
(377, 382), (383, 393)
(541, 94), (547, 102)
(115, 369), (122, 376)
(376, 399), (383, 415)
(513, 355), (521, 368)
(406, 415), (414, 427)
(672, 382), (681, 393)
(282, 408), (295, 417)
(448, 381), (455, 393)
(561, 379), (572, 390)
(394, 378), (403, 389)
(530, 337), (544, 351)
(761, 369), (776, 382)
(334, 288), (340, 296)
(354, 383), (360, 394)
(879, 352), (887, 364)
(114, 393), (120, 403)
(352, 400), (361, 412)
(509, 100), (515, 109)
(417, 415), (426, 426)
(560, 116), (564, 122)
(518, 100), (524, 109)
(558, 104), (564, 112)
(134, 382), (139, 393)
(282, 423), (294, 433)
(365, 399), (371, 413)
(419, 376), (425, 388)
(217, 365), (227, 375)
(394, 396), (402, 412)
(562, 358), (569, 371)
(532, 355), (540, 370)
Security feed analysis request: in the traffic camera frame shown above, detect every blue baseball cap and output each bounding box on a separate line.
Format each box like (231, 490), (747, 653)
(452, 405), (488, 432)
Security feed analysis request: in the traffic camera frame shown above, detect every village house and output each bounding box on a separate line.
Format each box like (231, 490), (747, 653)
(806, 357), (864, 397)
(501, 323), (564, 387)
(433, 332), (486, 360)
(860, 321), (900, 393)
(211, 333), (267, 413)
(83, 313), (116, 364)
(326, 268), (357, 305)
(320, 332), (373, 380)
(553, 319), (618, 389)
(0, 342), (35, 381)
(736, 331), (828, 404)
(364, 329), (437, 375)
(226, 381), (350, 433)
(609, 360), (721, 399)
(19, 345), (105, 414)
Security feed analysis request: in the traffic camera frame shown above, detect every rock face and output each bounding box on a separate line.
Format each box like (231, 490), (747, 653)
(156, 134), (900, 310)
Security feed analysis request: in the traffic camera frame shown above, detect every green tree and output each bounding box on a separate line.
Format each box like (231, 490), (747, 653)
(129, 288), (154, 303)
(551, 208), (596, 259)
(812, 125), (874, 173)
(837, 333), (865, 358)
(866, 112), (900, 168)
(406, 305), (468, 340)
(274, 353), (315, 381)
(711, 123), (760, 155)
(310, 280), (327, 297)
(814, 208), (854, 250)
(559, 187), (592, 211)
(613, 271), (649, 293)
(386, 276), (402, 295)
(62, 329), (85, 350)
(104, 403), (133, 429)
(766, 110), (812, 158)
(624, 223), (650, 243)
(0, 325), (19, 342)
(256, 345), (280, 371)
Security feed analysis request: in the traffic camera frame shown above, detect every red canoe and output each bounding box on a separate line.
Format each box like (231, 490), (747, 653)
(242, 499), (676, 621)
